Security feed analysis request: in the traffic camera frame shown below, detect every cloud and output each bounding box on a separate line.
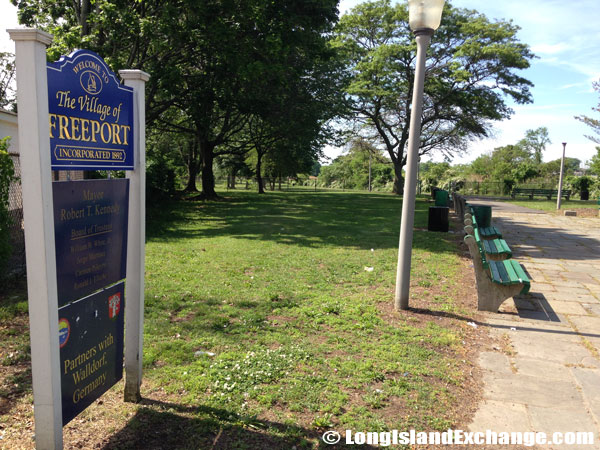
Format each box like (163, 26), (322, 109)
(531, 43), (573, 56)
(558, 82), (587, 91)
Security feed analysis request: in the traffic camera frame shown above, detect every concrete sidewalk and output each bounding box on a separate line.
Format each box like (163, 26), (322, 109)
(467, 206), (600, 449)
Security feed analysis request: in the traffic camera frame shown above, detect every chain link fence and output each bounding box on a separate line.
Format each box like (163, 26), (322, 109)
(7, 152), (25, 277)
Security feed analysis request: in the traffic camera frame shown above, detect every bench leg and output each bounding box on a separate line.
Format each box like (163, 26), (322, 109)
(475, 276), (523, 312)
(464, 225), (474, 235)
(465, 236), (525, 312)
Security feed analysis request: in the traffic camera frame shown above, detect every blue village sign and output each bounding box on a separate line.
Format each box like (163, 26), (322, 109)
(53, 179), (129, 307)
(59, 281), (125, 425)
(47, 50), (134, 170)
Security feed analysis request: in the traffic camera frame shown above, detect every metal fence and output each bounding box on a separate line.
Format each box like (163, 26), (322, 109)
(6, 152), (26, 277)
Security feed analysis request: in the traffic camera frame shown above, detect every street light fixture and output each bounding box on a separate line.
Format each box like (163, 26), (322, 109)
(395, 0), (445, 311)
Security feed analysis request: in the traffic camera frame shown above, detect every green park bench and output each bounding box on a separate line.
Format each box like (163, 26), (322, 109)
(464, 212), (502, 240)
(464, 233), (530, 312)
(469, 226), (512, 261)
(511, 188), (571, 200)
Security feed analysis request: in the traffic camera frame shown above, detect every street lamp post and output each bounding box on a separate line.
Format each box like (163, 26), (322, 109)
(557, 142), (567, 210)
(395, 0), (445, 311)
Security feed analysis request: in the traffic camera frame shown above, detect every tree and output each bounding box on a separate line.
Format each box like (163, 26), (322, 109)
(421, 162), (449, 185)
(540, 158), (581, 178)
(588, 148), (600, 177)
(318, 138), (392, 190)
(0, 53), (16, 111)
(576, 80), (600, 144)
(517, 127), (551, 164)
(334, 0), (534, 194)
(13, 0), (343, 199)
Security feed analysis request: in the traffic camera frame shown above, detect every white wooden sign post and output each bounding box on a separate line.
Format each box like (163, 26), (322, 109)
(9, 28), (148, 449)
(9, 28), (63, 450)
(120, 69), (150, 402)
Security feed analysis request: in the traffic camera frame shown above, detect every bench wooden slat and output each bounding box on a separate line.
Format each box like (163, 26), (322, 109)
(488, 260), (503, 283)
(510, 260), (531, 294)
(480, 226), (502, 239)
(497, 239), (512, 256)
(483, 238), (512, 258)
(483, 239), (496, 254)
(502, 259), (520, 284)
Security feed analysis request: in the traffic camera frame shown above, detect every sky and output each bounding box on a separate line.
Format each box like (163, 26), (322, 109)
(2, 1), (599, 166)
(333, 0), (600, 166)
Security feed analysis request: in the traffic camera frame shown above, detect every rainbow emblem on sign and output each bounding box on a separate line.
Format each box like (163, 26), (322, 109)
(58, 318), (70, 348)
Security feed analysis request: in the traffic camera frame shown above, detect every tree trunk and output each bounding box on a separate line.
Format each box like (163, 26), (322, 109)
(80, 0), (92, 36)
(199, 141), (219, 199)
(392, 162), (404, 195)
(185, 163), (198, 192)
(256, 153), (265, 194)
(184, 138), (200, 192)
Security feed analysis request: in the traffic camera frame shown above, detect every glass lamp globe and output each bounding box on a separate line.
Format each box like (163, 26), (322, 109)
(408, 0), (446, 31)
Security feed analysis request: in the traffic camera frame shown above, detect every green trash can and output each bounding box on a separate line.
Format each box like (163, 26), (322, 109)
(471, 205), (492, 228)
(434, 189), (449, 207)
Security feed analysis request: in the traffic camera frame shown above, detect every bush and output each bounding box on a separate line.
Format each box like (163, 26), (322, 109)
(566, 175), (594, 200)
(589, 178), (600, 200)
(503, 177), (516, 195)
(147, 153), (176, 201)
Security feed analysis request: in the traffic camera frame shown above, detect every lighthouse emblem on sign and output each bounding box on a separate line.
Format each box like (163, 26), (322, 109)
(108, 292), (121, 319)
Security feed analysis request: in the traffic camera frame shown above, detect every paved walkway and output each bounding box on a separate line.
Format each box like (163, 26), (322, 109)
(466, 202), (600, 449)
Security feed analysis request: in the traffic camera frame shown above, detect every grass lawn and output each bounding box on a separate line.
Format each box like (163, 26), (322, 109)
(0, 189), (483, 449)
(505, 198), (599, 214)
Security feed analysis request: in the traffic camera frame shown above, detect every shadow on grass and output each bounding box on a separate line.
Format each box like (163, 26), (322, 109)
(101, 398), (375, 450)
(0, 279), (32, 415)
(408, 307), (475, 323)
(0, 366), (32, 416)
(147, 191), (457, 252)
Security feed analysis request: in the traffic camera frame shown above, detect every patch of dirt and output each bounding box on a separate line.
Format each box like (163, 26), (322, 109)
(377, 212), (499, 433)
(559, 208), (599, 218)
(169, 311), (196, 323)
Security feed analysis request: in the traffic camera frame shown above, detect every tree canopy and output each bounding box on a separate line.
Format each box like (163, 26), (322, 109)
(576, 79), (600, 145)
(333, 0), (534, 194)
(12, 0), (343, 198)
(0, 53), (16, 111)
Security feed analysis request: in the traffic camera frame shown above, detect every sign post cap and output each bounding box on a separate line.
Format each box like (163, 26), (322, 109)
(119, 70), (150, 82)
(8, 28), (53, 46)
